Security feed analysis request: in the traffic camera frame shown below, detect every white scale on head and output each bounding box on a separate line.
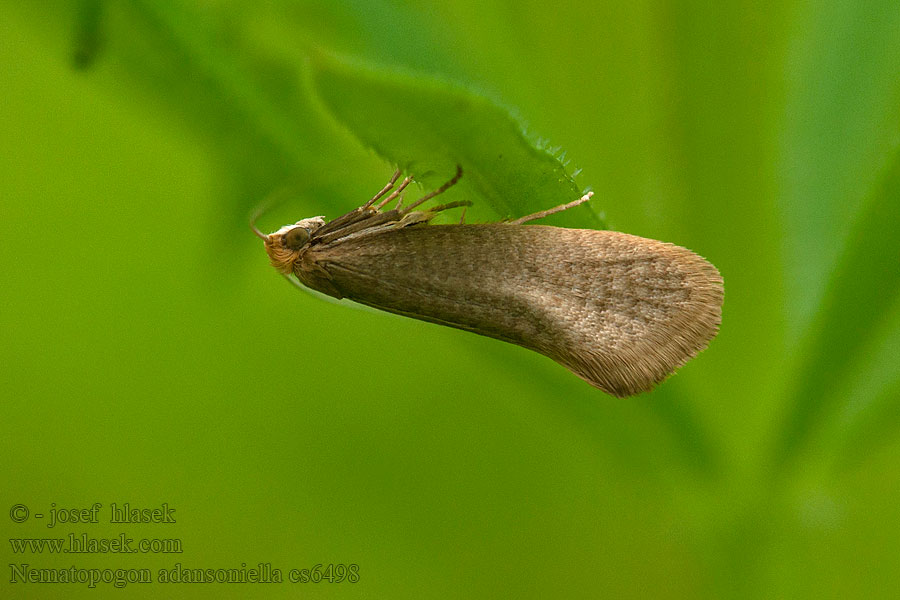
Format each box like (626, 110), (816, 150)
(268, 217), (325, 239)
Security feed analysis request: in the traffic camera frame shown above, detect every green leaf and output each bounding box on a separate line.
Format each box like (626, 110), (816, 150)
(72, 0), (104, 69)
(309, 53), (603, 228)
(835, 341), (900, 471)
(773, 148), (900, 470)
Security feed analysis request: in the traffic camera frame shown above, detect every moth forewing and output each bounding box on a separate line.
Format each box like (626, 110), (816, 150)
(306, 225), (722, 397)
(258, 168), (723, 397)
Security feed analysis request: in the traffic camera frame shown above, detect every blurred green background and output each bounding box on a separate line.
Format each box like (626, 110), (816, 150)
(2, 1), (899, 598)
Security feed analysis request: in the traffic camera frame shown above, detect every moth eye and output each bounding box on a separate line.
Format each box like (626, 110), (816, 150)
(283, 227), (310, 250)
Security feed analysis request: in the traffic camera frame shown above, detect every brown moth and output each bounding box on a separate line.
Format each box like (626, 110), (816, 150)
(254, 167), (723, 397)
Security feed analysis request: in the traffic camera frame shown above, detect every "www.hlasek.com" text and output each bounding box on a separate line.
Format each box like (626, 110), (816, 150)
(10, 533), (182, 554)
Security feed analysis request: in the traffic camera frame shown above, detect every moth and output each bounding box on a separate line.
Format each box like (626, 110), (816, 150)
(254, 167), (723, 397)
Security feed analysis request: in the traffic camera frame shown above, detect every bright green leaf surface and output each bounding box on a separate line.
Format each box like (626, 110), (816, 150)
(310, 54), (601, 227)
(775, 150), (900, 470)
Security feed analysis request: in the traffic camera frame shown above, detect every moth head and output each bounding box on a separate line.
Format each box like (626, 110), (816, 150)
(255, 217), (325, 275)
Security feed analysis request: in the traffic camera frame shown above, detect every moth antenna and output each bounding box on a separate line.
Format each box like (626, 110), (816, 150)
(249, 204), (270, 240)
(251, 181), (308, 240)
(363, 169), (403, 208)
(507, 191), (593, 225)
(281, 273), (305, 290)
(404, 164), (463, 213)
(376, 175), (413, 209)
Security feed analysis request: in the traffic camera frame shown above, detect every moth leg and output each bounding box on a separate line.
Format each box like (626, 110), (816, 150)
(459, 206), (467, 224)
(428, 200), (472, 217)
(403, 164), (463, 213)
(363, 169), (402, 208)
(507, 191), (594, 225)
(376, 176), (413, 209)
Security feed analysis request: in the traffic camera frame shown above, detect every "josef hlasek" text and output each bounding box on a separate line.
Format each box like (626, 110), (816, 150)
(46, 503), (175, 528)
